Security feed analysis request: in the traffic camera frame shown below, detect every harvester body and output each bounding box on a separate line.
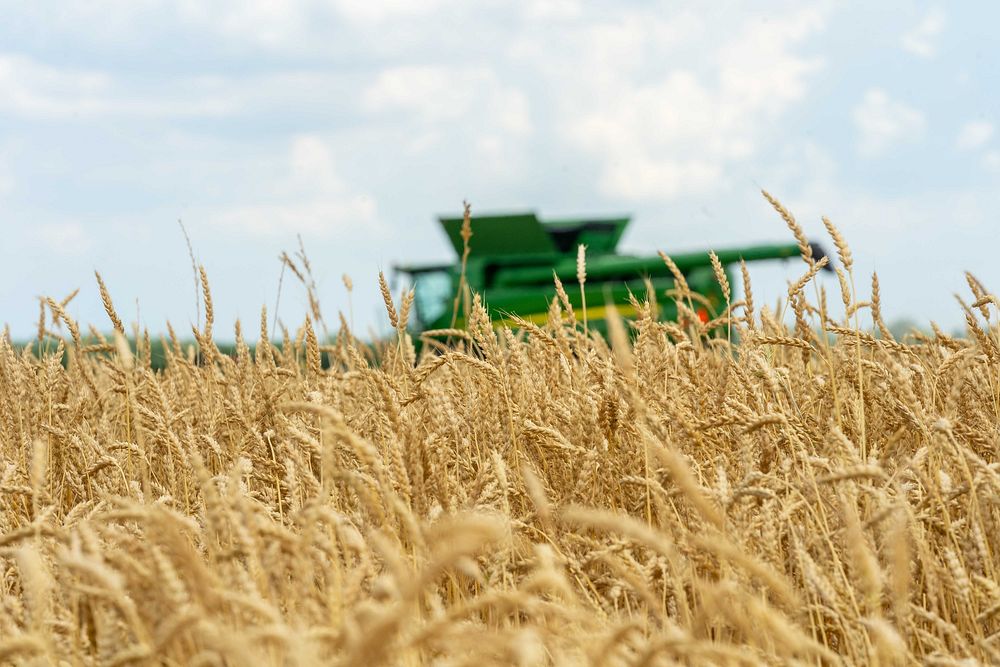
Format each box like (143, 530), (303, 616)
(395, 212), (816, 334)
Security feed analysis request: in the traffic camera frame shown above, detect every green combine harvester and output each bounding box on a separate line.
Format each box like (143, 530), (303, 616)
(395, 212), (829, 335)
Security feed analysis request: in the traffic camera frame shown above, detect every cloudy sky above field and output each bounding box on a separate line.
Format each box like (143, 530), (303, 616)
(1, 1), (998, 337)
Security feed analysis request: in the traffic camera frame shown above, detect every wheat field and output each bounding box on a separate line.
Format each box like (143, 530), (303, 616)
(1, 206), (999, 666)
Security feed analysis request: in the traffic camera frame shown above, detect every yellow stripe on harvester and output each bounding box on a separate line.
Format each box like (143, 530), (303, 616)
(492, 303), (639, 328)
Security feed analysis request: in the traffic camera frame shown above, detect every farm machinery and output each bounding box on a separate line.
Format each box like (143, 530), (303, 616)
(394, 211), (829, 335)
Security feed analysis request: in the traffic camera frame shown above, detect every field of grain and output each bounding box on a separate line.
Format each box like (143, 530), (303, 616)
(1, 209), (999, 666)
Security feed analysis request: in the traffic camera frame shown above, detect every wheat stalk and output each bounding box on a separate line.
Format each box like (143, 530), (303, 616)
(2, 218), (996, 666)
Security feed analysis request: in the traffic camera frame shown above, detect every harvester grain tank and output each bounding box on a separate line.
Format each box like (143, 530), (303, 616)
(394, 212), (829, 334)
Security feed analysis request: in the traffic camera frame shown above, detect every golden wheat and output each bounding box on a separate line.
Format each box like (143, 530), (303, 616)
(0, 213), (998, 666)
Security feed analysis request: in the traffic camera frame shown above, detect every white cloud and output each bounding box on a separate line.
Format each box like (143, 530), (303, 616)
(0, 54), (111, 117)
(521, 0), (581, 21)
(956, 121), (994, 151)
(852, 89), (925, 157)
(207, 135), (382, 238)
(330, 0), (454, 25)
(983, 151), (1000, 170)
(176, 0), (458, 47)
(13, 1), (453, 52)
(361, 65), (532, 136)
(550, 7), (827, 201)
(0, 54), (236, 119)
(177, 1), (310, 49)
(358, 64), (535, 184)
(901, 8), (946, 58)
(0, 53), (369, 121)
(362, 66), (480, 123)
(716, 8), (828, 114)
(32, 222), (94, 256)
(288, 135), (343, 194)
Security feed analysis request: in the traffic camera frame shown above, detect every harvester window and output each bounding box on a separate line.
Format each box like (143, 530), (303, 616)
(412, 271), (451, 328)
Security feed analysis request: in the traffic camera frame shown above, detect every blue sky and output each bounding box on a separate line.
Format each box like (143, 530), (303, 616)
(1, 1), (998, 338)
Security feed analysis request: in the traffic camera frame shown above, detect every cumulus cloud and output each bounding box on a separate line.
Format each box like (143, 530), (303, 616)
(852, 89), (925, 157)
(0, 5), (827, 206)
(0, 53), (369, 122)
(901, 8), (946, 58)
(552, 7), (827, 201)
(0, 54), (111, 117)
(361, 65), (532, 136)
(9, 1), (456, 55)
(0, 54), (237, 119)
(330, 0), (455, 25)
(177, 1), (312, 49)
(359, 64), (534, 183)
(520, 0), (580, 21)
(207, 135), (381, 238)
(174, 0), (458, 50)
(956, 121), (994, 151)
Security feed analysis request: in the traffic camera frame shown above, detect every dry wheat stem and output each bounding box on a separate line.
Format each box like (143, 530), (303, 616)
(0, 223), (996, 667)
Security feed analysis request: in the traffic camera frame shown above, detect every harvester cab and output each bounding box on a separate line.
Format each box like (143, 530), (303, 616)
(394, 212), (828, 335)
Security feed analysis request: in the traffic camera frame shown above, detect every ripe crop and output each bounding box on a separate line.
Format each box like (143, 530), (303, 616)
(1, 209), (998, 666)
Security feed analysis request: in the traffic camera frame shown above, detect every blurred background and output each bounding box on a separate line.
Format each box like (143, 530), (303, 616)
(1, 1), (997, 339)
